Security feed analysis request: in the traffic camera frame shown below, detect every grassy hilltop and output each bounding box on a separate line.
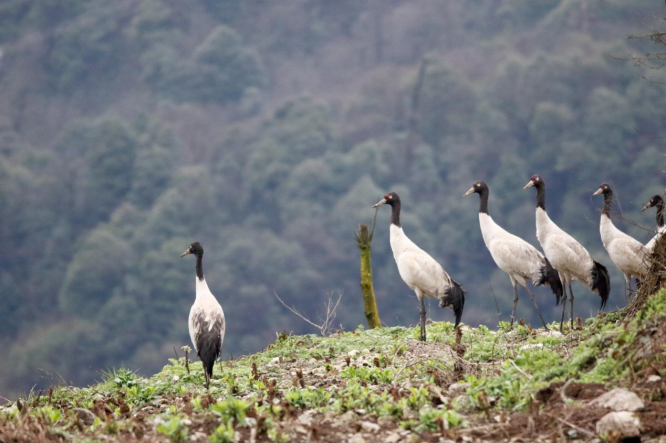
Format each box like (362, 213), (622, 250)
(2, 288), (666, 442)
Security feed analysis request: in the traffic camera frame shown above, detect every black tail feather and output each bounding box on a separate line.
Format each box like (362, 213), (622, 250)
(537, 258), (563, 306)
(439, 280), (466, 328)
(591, 260), (610, 310)
(196, 318), (223, 388)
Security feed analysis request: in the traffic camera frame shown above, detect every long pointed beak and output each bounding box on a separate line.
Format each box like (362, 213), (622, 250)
(592, 188), (603, 197)
(180, 249), (191, 258)
(463, 187), (475, 197)
(373, 198), (387, 208)
(642, 203), (651, 212)
(523, 180), (534, 190)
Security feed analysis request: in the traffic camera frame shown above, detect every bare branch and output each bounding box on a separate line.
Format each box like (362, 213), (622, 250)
(273, 291), (343, 336)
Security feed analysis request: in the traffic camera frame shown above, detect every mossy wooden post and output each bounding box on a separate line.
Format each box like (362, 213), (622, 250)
(356, 223), (381, 328)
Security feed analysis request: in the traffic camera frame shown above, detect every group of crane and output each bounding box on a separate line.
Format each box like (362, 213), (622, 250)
(178, 174), (665, 388)
(374, 175), (665, 341)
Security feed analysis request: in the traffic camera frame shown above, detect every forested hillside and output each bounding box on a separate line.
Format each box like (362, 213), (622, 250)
(0, 0), (664, 398)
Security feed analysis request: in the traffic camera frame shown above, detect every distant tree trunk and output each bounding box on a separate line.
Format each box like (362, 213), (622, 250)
(356, 223), (381, 328)
(404, 57), (428, 171)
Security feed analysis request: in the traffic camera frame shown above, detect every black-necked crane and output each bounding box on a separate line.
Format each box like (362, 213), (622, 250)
(523, 175), (610, 332)
(642, 195), (665, 252)
(464, 181), (562, 330)
(181, 242), (225, 389)
(592, 184), (648, 300)
(373, 192), (465, 341)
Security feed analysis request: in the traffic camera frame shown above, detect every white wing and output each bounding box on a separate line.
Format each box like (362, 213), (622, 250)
(395, 248), (453, 298)
(487, 236), (545, 280)
(542, 233), (594, 281)
(606, 236), (648, 276)
(188, 304), (202, 352)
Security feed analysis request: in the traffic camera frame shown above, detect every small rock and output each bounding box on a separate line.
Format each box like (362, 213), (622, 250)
(294, 425), (309, 434)
(385, 433), (401, 443)
(377, 416), (394, 426)
(348, 350), (360, 358)
(172, 375), (179, 382)
(596, 411), (640, 438)
(589, 388), (644, 412)
(360, 421), (380, 433)
(648, 375), (662, 383)
(339, 411), (357, 423)
(270, 357), (280, 365)
(191, 431), (207, 441)
(349, 435), (366, 443)
(298, 410), (315, 426)
(355, 409), (367, 415)
(448, 382), (470, 397)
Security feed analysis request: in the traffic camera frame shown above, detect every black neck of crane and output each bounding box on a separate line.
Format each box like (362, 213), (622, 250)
(389, 200), (401, 227)
(196, 252), (204, 281)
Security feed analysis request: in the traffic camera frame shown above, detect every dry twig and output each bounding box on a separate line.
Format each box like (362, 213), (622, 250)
(545, 414), (597, 438)
(274, 291), (343, 336)
(509, 359), (532, 380)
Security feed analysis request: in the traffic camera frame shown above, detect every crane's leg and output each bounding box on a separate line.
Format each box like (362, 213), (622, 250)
(204, 362), (210, 389)
(559, 272), (568, 333)
(510, 277), (519, 330)
(419, 295), (427, 342)
(568, 281), (575, 331)
(624, 274), (631, 302)
(524, 283), (549, 330)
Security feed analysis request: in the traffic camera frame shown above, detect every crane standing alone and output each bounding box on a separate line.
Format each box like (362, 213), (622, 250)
(464, 181), (562, 329)
(373, 192), (465, 341)
(181, 242), (225, 389)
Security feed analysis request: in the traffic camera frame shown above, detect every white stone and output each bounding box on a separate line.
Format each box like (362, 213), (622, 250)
(589, 388), (644, 412)
(648, 375), (662, 383)
(360, 421), (380, 433)
(349, 435), (366, 443)
(298, 410), (315, 426)
(339, 411), (357, 423)
(596, 411), (640, 438)
(385, 433), (401, 443)
(348, 350), (360, 358)
(172, 375), (179, 382)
